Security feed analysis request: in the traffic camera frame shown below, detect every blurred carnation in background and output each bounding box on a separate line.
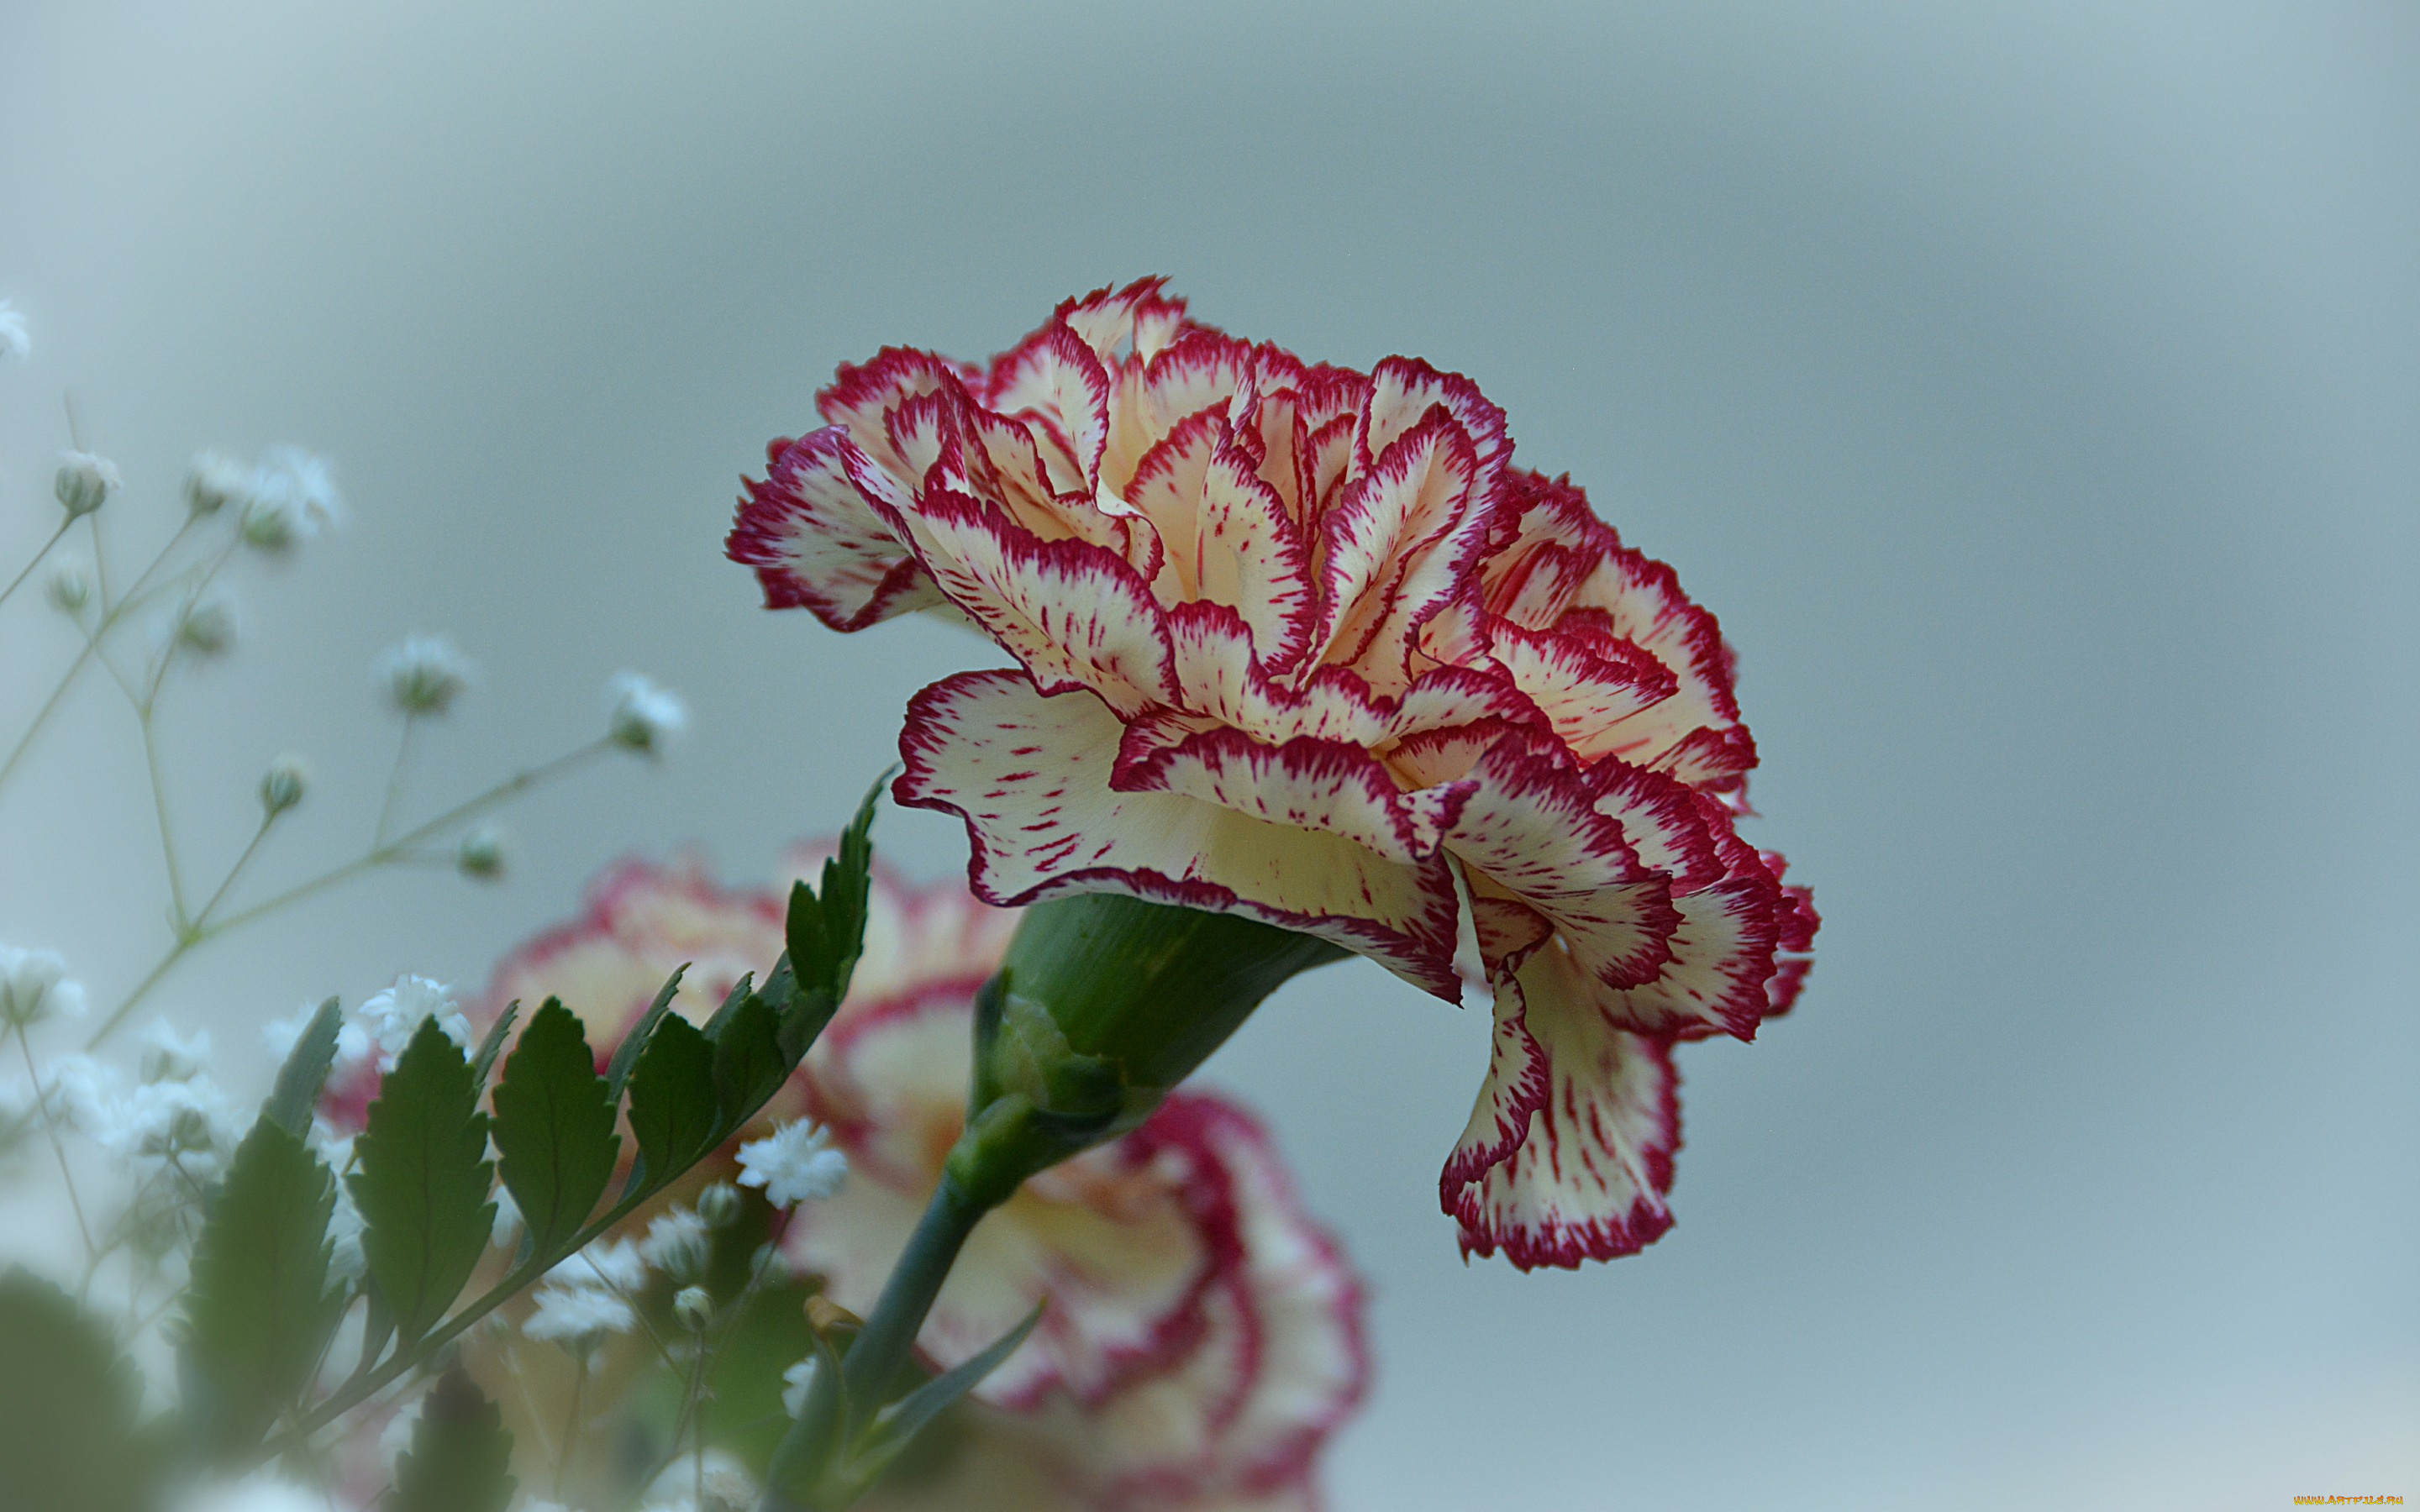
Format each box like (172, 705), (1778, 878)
(1, 2), (2413, 1509)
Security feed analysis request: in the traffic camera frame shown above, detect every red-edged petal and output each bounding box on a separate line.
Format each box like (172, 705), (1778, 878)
(896, 670), (1463, 998)
(1445, 942), (1681, 1269)
(1485, 612), (1682, 764)
(816, 346), (976, 479)
(1111, 724), (1471, 865)
(1599, 869), (1784, 1042)
(1444, 738), (1687, 993)
(729, 429), (944, 631)
(1313, 408), (1489, 696)
(986, 320), (1114, 494)
(899, 494), (1181, 717)
(1059, 276), (1193, 367)
(1438, 943), (1551, 1192)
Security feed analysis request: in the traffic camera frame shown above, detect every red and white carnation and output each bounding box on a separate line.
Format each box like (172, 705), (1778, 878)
(485, 852), (1368, 1511)
(729, 281), (1818, 1268)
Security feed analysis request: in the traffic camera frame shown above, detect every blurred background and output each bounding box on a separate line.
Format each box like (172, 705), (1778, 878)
(2, 2), (2413, 1507)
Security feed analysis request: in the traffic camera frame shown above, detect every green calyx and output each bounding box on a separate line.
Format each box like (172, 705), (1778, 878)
(950, 892), (1349, 1206)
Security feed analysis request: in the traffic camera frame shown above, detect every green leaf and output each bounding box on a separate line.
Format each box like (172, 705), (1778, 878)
(350, 1018), (496, 1343)
(179, 1118), (345, 1457)
(710, 988), (790, 1136)
(605, 963), (687, 1105)
(491, 999), (620, 1260)
(865, 1301), (1042, 1460)
(262, 996), (342, 1137)
(0, 1267), (160, 1512)
(700, 969), (756, 1042)
(623, 1012), (718, 1196)
(787, 776), (883, 1004)
(469, 1000), (520, 1089)
(389, 1365), (516, 1512)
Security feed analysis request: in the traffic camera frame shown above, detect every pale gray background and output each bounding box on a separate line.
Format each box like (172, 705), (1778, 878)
(2, 2), (2414, 1508)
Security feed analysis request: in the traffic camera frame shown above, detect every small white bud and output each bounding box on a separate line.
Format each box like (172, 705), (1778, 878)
(175, 596), (238, 659)
(673, 1285), (714, 1332)
(455, 827), (506, 880)
(259, 756), (309, 816)
(182, 451), (249, 517)
(0, 300), (27, 361)
(781, 1357), (820, 1420)
(54, 451), (119, 519)
(606, 671), (687, 756)
(45, 559), (90, 615)
(0, 946), (86, 1029)
(375, 633), (474, 717)
(697, 1182), (744, 1229)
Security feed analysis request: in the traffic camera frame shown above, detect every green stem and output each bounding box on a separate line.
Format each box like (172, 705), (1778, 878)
(555, 1347), (591, 1499)
(373, 717), (417, 847)
(11, 1021), (96, 1263)
(137, 705), (192, 928)
(0, 519), (71, 613)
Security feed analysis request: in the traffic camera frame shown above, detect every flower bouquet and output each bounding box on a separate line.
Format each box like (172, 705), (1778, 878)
(0, 281), (1812, 1511)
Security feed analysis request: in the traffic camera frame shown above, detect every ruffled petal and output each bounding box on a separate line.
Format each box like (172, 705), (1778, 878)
(1438, 946), (1550, 1192)
(986, 320), (1115, 495)
(897, 670), (1463, 997)
(1313, 408), (1487, 695)
(1484, 612), (1681, 764)
(1444, 941), (1681, 1268)
(817, 346), (977, 479)
(896, 495), (1181, 716)
(1597, 867), (1784, 1042)
(729, 429), (944, 631)
(1111, 723), (1471, 865)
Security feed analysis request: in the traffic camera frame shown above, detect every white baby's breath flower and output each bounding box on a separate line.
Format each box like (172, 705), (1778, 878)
(45, 559), (89, 615)
(375, 633), (474, 717)
(139, 1019), (212, 1084)
(172, 594), (239, 659)
(182, 450), (250, 517)
(672, 1284), (714, 1331)
(258, 756), (309, 816)
(53, 450), (117, 518)
(606, 671), (687, 755)
(0, 299), (28, 360)
(0, 946), (86, 1028)
(781, 1357), (821, 1420)
(522, 1282), (635, 1343)
(238, 446), (343, 552)
(456, 826), (507, 880)
(357, 975), (471, 1068)
(734, 1120), (848, 1209)
(549, 1234), (646, 1294)
(39, 1053), (125, 1135)
(639, 1205), (711, 1282)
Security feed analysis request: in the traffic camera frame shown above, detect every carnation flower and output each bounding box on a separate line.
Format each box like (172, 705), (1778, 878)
(481, 844), (1365, 1510)
(729, 281), (1818, 1267)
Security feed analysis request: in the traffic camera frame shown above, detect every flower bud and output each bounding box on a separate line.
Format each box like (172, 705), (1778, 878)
(951, 893), (1345, 1206)
(44, 560), (89, 616)
(182, 452), (248, 517)
(259, 756), (309, 816)
(376, 633), (473, 717)
(673, 1285), (714, 1332)
(697, 1182), (744, 1229)
(456, 827), (506, 880)
(54, 450), (119, 519)
(606, 671), (687, 756)
(0, 947), (85, 1029)
(175, 596), (237, 659)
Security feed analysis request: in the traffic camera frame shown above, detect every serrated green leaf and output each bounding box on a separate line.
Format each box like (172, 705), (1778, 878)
(711, 989), (791, 1136)
(389, 1365), (516, 1512)
(700, 969), (756, 1042)
(491, 999), (620, 1259)
(350, 1018), (496, 1343)
(623, 1012), (718, 1196)
(469, 1000), (520, 1089)
(179, 1119), (345, 1457)
(262, 997), (342, 1137)
(0, 1266), (160, 1512)
(787, 776), (883, 1005)
(605, 963), (687, 1105)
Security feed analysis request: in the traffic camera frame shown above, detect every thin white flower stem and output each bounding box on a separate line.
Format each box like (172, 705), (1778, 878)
(501, 1341), (560, 1468)
(0, 518), (71, 613)
(10, 1021), (96, 1262)
(617, 1244), (784, 1512)
(373, 714), (418, 847)
(555, 1346), (592, 1499)
(192, 810), (281, 942)
(137, 703), (194, 930)
(0, 516), (201, 798)
(87, 738), (614, 1048)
